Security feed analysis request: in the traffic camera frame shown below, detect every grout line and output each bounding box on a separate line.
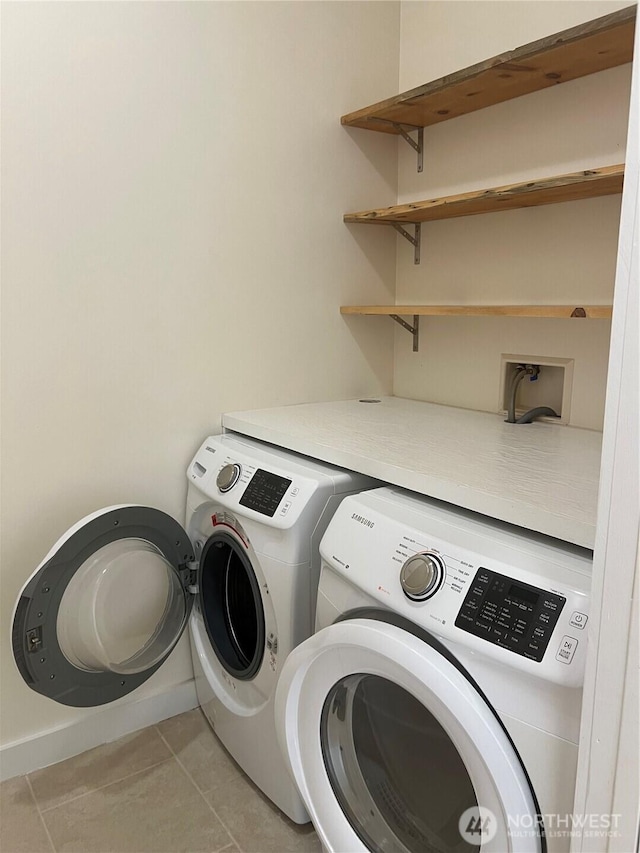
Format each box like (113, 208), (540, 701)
(152, 721), (242, 791)
(155, 728), (242, 852)
(155, 721), (318, 846)
(24, 775), (56, 853)
(35, 756), (175, 814)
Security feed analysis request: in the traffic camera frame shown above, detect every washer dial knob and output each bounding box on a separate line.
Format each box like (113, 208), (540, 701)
(400, 553), (444, 601)
(216, 463), (241, 493)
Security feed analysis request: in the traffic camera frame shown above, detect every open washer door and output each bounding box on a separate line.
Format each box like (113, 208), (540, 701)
(12, 505), (195, 707)
(275, 614), (545, 853)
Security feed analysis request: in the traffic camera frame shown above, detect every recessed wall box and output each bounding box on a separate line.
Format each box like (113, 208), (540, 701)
(500, 355), (574, 425)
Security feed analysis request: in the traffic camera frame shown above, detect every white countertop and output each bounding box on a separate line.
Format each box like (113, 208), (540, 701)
(222, 396), (601, 549)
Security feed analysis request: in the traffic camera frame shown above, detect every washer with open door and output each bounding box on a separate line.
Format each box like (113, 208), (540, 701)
(275, 487), (592, 852)
(12, 433), (377, 823)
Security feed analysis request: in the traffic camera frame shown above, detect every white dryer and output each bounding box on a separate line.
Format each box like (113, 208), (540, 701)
(11, 433), (377, 823)
(275, 487), (592, 852)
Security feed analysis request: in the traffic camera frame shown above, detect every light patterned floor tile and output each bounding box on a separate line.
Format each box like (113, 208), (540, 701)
(205, 771), (321, 853)
(29, 726), (172, 811)
(157, 708), (242, 794)
(0, 776), (53, 853)
(40, 758), (232, 853)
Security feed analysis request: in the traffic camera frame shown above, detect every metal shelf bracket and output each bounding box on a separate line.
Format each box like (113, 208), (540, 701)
(393, 223), (421, 264)
(390, 314), (420, 352)
(393, 124), (424, 173)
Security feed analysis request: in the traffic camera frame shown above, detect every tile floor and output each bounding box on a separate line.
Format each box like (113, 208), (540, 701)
(0, 708), (321, 853)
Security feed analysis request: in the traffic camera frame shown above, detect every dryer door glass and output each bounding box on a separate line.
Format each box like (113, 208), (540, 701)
(12, 506), (194, 707)
(276, 617), (543, 853)
(199, 531), (265, 680)
(321, 674), (478, 853)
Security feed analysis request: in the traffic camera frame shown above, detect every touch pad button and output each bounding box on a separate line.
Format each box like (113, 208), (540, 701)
(556, 636), (578, 664)
(569, 611), (588, 630)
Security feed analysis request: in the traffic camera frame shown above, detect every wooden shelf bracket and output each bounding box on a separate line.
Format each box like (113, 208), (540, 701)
(394, 124), (424, 173)
(393, 223), (422, 264)
(390, 313), (420, 352)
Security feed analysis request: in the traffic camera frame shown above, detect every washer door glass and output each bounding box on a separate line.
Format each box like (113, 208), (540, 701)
(57, 538), (187, 675)
(13, 506), (194, 707)
(321, 674), (479, 853)
(199, 530), (265, 680)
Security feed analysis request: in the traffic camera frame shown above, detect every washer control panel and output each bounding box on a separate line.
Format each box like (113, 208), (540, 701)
(239, 469), (292, 517)
(455, 568), (565, 662)
(186, 436), (326, 530)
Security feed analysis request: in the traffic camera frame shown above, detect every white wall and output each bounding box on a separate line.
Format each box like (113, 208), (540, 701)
(393, 1), (632, 430)
(0, 1), (399, 758)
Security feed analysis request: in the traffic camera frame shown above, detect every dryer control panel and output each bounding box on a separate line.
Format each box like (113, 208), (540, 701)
(318, 487), (592, 688)
(455, 568), (565, 663)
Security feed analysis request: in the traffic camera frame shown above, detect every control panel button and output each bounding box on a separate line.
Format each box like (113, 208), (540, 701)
(279, 501), (292, 516)
(569, 611), (588, 630)
(217, 463), (242, 493)
(556, 636), (578, 664)
(400, 553), (444, 601)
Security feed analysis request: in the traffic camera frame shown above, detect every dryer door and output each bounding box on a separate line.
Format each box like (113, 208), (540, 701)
(275, 615), (544, 853)
(12, 506), (195, 707)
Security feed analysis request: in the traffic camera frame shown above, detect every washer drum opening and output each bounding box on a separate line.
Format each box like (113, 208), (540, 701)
(199, 531), (265, 680)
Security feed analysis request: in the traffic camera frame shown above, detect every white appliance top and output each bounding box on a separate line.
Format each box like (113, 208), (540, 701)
(319, 487), (592, 688)
(222, 396), (602, 549)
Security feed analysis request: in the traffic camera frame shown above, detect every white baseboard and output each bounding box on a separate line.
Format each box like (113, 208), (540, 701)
(0, 679), (198, 781)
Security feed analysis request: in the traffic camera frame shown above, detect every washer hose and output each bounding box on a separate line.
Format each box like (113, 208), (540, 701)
(505, 365), (560, 424)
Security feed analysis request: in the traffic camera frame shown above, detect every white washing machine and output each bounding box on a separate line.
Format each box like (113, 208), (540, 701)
(11, 433), (377, 823)
(275, 487), (592, 852)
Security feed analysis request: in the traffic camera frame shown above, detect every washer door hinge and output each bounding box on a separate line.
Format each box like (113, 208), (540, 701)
(181, 561), (199, 594)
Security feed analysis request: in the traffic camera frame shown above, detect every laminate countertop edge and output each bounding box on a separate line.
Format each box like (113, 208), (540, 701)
(222, 397), (601, 550)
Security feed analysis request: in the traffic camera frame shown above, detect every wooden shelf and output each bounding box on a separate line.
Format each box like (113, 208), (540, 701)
(344, 165), (624, 225)
(341, 305), (613, 319)
(341, 5), (636, 133)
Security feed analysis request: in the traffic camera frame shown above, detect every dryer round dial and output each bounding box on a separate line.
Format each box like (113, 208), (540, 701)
(216, 463), (242, 493)
(400, 553), (444, 601)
